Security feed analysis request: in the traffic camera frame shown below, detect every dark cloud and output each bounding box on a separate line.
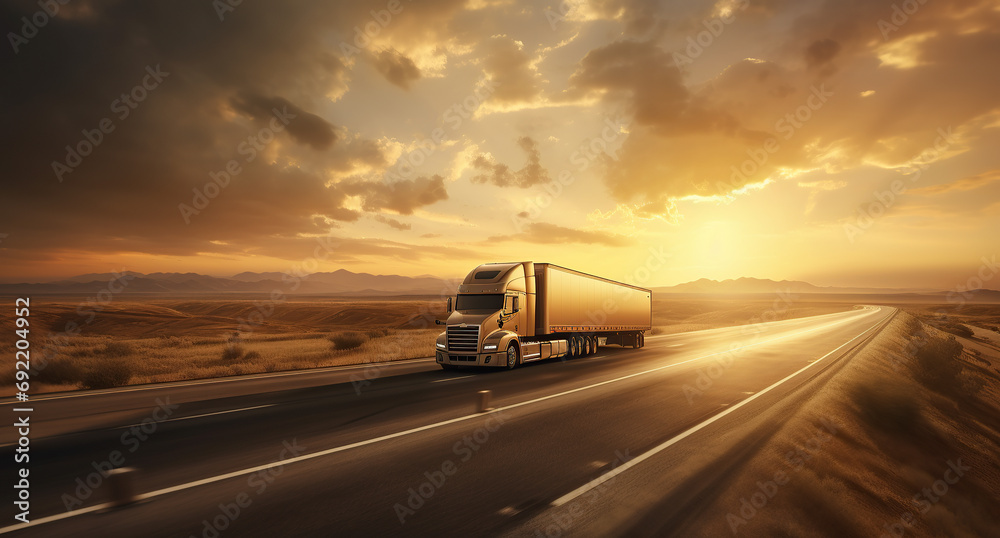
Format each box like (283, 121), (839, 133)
(371, 48), (421, 90)
(230, 92), (337, 150)
(805, 38), (841, 69)
(568, 39), (692, 130)
(341, 176), (448, 215)
(489, 222), (634, 247)
(0, 0), (470, 267)
(471, 137), (550, 188)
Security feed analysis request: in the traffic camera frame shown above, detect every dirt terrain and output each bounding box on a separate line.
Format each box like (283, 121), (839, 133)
(663, 310), (1000, 537)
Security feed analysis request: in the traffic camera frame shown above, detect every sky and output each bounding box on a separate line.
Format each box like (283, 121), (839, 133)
(1, 0), (998, 289)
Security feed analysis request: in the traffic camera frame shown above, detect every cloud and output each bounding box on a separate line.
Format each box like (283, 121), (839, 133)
(371, 49), (422, 89)
(230, 92), (337, 150)
(471, 137), (550, 188)
(567, 39), (691, 130)
(909, 170), (1000, 196)
(341, 175), (449, 215)
(482, 35), (542, 104)
(490, 222), (634, 247)
(372, 214), (412, 231)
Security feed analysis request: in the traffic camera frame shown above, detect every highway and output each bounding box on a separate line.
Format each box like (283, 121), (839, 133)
(1, 306), (895, 537)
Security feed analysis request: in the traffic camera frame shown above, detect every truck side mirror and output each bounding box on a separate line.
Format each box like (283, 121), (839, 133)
(446, 297), (453, 313)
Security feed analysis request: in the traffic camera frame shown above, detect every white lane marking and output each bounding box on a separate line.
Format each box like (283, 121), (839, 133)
(0, 405), (281, 449)
(0, 308), (885, 535)
(665, 344), (684, 347)
(549, 310), (890, 507)
(0, 358), (436, 405)
(118, 405), (275, 429)
(431, 375), (474, 383)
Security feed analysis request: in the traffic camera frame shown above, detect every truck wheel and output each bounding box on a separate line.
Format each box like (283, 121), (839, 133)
(590, 336), (599, 354)
(505, 343), (519, 369)
(639, 333), (645, 348)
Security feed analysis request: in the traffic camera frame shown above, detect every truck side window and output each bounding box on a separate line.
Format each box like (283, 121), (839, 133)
(504, 296), (513, 314)
(512, 296), (519, 312)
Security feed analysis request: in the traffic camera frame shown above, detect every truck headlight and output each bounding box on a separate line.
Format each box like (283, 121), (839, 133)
(483, 344), (497, 351)
(436, 343), (446, 349)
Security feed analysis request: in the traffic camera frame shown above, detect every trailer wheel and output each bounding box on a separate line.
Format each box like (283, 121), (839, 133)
(586, 336), (595, 355)
(591, 336), (599, 354)
(639, 333), (645, 348)
(505, 342), (519, 369)
(631, 332), (640, 349)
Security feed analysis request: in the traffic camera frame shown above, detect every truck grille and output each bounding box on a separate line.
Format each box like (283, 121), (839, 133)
(447, 326), (480, 353)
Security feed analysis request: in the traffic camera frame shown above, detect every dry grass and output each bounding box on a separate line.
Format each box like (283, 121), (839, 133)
(686, 310), (1000, 537)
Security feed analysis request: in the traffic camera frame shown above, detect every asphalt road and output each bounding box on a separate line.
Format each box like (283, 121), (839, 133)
(1, 306), (895, 537)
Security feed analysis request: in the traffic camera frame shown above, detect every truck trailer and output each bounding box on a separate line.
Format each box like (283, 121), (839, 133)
(435, 262), (651, 369)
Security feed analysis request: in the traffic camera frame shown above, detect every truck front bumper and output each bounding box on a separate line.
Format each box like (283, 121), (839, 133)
(436, 350), (500, 367)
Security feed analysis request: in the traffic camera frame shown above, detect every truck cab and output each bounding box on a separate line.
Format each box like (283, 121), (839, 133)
(435, 262), (531, 369)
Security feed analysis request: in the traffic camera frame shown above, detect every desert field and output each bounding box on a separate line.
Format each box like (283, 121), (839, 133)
(3, 293), (996, 395)
(683, 308), (1000, 536)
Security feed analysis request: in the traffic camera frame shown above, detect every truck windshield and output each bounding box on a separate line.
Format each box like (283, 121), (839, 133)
(455, 294), (504, 311)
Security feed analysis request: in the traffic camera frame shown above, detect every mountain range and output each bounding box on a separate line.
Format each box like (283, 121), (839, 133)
(1, 272), (998, 300)
(0, 270), (458, 296)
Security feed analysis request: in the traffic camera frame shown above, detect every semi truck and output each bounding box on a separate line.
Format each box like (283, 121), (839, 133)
(434, 262), (651, 370)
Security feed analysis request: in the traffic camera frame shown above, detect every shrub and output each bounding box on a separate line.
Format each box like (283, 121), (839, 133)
(101, 341), (135, 358)
(33, 357), (84, 386)
(366, 328), (392, 339)
(83, 360), (133, 389)
(243, 350), (262, 362)
(914, 334), (964, 391)
(851, 381), (921, 434)
(221, 344), (245, 362)
(329, 331), (367, 350)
